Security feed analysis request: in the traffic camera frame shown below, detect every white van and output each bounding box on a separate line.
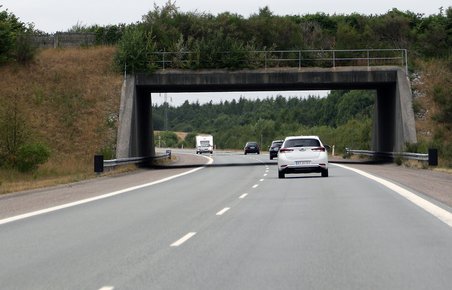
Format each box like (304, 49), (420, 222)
(196, 135), (213, 154)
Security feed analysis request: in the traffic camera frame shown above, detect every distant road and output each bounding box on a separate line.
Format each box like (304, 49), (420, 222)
(1, 152), (451, 289)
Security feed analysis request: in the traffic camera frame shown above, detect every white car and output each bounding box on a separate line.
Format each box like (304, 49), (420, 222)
(277, 136), (329, 178)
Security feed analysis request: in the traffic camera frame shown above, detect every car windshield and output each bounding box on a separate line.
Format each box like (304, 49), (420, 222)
(284, 138), (320, 148)
(272, 142), (283, 147)
(247, 143), (257, 147)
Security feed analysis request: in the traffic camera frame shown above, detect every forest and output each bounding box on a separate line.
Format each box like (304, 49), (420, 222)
(152, 90), (375, 154)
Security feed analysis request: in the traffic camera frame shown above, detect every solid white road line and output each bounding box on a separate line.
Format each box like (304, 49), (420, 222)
(0, 156), (214, 226)
(334, 163), (452, 227)
(239, 193), (248, 199)
(171, 232), (197, 247)
(216, 207), (231, 216)
(252, 184), (259, 188)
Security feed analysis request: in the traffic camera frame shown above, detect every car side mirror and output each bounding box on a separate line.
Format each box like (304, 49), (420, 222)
(324, 144), (331, 150)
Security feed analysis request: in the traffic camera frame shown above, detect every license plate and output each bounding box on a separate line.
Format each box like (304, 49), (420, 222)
(295, 161), (311, 165)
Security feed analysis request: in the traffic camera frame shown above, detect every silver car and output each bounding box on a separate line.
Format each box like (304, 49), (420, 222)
(277, 136), (329, 178)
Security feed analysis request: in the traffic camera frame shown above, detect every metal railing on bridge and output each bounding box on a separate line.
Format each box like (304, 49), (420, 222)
(150, 49), (408, 74)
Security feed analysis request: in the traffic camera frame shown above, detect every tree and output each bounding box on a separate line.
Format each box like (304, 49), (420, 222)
(0, 6), (35, 64)
(16, 142), (51, 172)
(336, 90), (375, 125)
(114, 25), (157, 73)
(0, 94), (27, 166)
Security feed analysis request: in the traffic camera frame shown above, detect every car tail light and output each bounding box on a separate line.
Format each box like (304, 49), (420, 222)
(279, 148), (293, 153)
(311, 147), (326, 152)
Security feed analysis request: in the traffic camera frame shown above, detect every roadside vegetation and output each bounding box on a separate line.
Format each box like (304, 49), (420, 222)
(0, 2), (450, 194)
(0, 44), (122, 193)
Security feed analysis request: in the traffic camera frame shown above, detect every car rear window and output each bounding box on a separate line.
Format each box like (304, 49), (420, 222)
(284, 138), (320, 148)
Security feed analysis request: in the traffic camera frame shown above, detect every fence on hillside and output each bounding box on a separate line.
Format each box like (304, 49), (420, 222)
(33, 33), (96, 48)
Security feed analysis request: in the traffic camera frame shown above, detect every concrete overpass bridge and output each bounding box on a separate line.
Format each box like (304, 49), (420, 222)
(115, 49), (416, 159)
(116, 66), (416, 159)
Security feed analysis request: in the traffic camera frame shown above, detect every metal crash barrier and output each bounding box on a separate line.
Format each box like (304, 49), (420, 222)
(94, 151), (172, 173)
(345, 149), (438, 165)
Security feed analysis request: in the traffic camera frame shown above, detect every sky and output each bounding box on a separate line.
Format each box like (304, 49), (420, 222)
(2, 0), (449, 106)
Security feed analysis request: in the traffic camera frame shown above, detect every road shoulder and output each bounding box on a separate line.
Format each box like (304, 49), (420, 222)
(344, 163), (452, 208)
(0, 153), (209, 220)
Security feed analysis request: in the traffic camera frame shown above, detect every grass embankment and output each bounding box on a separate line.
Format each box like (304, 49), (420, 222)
(0, 46), (122, 194)
(411, 59), (452, 168)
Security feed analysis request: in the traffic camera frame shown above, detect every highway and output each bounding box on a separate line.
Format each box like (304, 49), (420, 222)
(1, 152), (451, 289)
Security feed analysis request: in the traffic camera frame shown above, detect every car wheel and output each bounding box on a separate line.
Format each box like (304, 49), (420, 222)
(244, 152), (247, 155)
(270, 156), (273, 160)
(257, 151), (260, 154)
(321, 169), (329, 177)
(278, 171), (285, 179)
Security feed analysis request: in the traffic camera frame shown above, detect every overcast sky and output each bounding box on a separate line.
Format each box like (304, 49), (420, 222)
(2, 0), (449, 106)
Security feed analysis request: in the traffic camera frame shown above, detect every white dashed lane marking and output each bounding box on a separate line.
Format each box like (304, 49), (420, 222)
(239, 193), (248, 199)
(252, 184), (259, 189)
(216, 207), (231, 216)
(170, 232), (197, 247)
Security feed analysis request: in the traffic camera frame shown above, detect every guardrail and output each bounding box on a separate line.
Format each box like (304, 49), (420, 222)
(346, 149), (428, 161)
(150, 49), (408, 74)
(345, 149), (440, 166)
(94, 150), (172, 173)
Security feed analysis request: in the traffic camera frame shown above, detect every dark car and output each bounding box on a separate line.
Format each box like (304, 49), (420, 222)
(244, 142), (260, 154)
(269, 139), (284, 160)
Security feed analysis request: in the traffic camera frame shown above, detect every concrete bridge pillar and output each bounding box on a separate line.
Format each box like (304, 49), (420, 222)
(116, 75), (154, 159)
(372, 69), (417, 152)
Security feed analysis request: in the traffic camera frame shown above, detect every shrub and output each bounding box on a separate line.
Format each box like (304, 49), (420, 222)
(0, 8), (36, 65)
(0, 97), (28, 163)
(155, 131), (179, 148)
(15, 31), (37, 64)
(16, 142), (51, 172)
(97, 145), (115, 160)
(114, 25), (157, 73)
(184, 132), (197, 148)
(394, 154), (403, 166)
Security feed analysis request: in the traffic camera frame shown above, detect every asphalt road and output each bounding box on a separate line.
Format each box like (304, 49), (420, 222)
(1, 152), (451, 290)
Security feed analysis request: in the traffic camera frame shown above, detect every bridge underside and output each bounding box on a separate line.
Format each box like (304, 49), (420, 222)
(116, 66), (417, 158)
